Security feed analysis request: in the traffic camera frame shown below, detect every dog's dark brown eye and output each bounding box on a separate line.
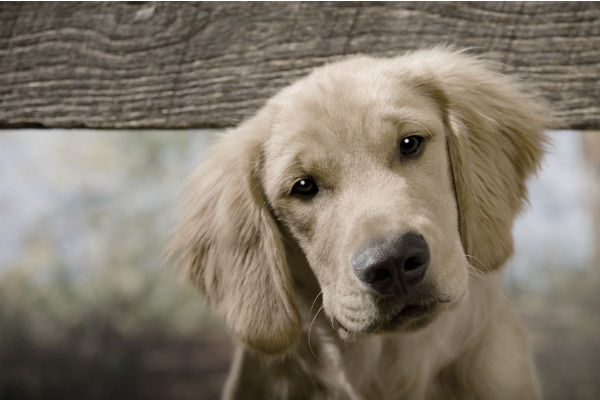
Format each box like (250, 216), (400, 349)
(291, 177), (318, 197)
(399, 135), (425, 156)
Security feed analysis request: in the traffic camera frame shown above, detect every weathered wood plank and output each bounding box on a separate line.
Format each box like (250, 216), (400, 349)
(1, 2), (599, 129)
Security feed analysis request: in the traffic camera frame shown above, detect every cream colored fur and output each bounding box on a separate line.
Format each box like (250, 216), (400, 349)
(170, 48), (547, 399)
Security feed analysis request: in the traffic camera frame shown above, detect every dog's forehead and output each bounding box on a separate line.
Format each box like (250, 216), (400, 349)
(273, 62), (401, 136)
(261, 61), (445, 197)
(265, 61), (443, 163)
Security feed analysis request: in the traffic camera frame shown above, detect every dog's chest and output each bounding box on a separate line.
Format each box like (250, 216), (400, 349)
(308, 333), (455, 400)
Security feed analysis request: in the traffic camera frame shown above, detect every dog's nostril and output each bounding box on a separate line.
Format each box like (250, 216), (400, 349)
(370, 267), (391, 284)
(404, 256), (424, 272)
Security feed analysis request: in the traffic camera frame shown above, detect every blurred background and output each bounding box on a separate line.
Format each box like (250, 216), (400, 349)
(0, 129), (598, 400)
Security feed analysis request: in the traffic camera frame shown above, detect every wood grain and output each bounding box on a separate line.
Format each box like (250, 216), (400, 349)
(1, 2), (599, 129)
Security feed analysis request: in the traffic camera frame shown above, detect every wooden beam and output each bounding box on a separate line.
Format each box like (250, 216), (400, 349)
(1, 2), (599, 129)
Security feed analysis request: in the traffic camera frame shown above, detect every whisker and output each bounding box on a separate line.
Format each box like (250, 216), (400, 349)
(465, 254), (488, 279)
(309, 290), (324, 319)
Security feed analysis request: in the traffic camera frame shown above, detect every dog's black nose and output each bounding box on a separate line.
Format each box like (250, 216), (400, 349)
(352, 232), (430, 296)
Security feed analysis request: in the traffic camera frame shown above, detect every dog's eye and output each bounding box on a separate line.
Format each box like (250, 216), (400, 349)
(291, 177), (319, 197)
(399, 135), (425, 157)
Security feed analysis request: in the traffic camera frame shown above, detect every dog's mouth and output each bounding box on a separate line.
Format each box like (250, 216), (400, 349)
(335, 298), (445, 336)
(374, 301), (440, 331)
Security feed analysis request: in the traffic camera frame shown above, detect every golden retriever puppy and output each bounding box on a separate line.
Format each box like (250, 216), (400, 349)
(170, 48), (547, 399)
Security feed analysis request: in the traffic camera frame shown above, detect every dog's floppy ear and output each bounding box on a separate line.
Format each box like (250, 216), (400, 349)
(414, 49), (548, 271)
(169, 111), (300, 355)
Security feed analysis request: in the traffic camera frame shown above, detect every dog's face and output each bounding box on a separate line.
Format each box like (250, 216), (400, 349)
(261, 63), (468, 333)
(171, 49), (546, 354)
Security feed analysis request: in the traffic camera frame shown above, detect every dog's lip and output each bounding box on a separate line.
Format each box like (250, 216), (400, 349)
(372, 297), (446, 331)
(334, 297), (446, 335)
(387, 302), (435, 323)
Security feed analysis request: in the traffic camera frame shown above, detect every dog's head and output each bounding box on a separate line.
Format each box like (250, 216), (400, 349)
(170, 49), (546, 355)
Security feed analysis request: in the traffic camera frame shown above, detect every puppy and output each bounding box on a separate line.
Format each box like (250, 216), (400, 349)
(170, 48), (547, 399)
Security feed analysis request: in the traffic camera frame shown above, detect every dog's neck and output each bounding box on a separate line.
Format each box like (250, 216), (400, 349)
(287, 271), (508, 399)
(224, 271), (521, 400)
